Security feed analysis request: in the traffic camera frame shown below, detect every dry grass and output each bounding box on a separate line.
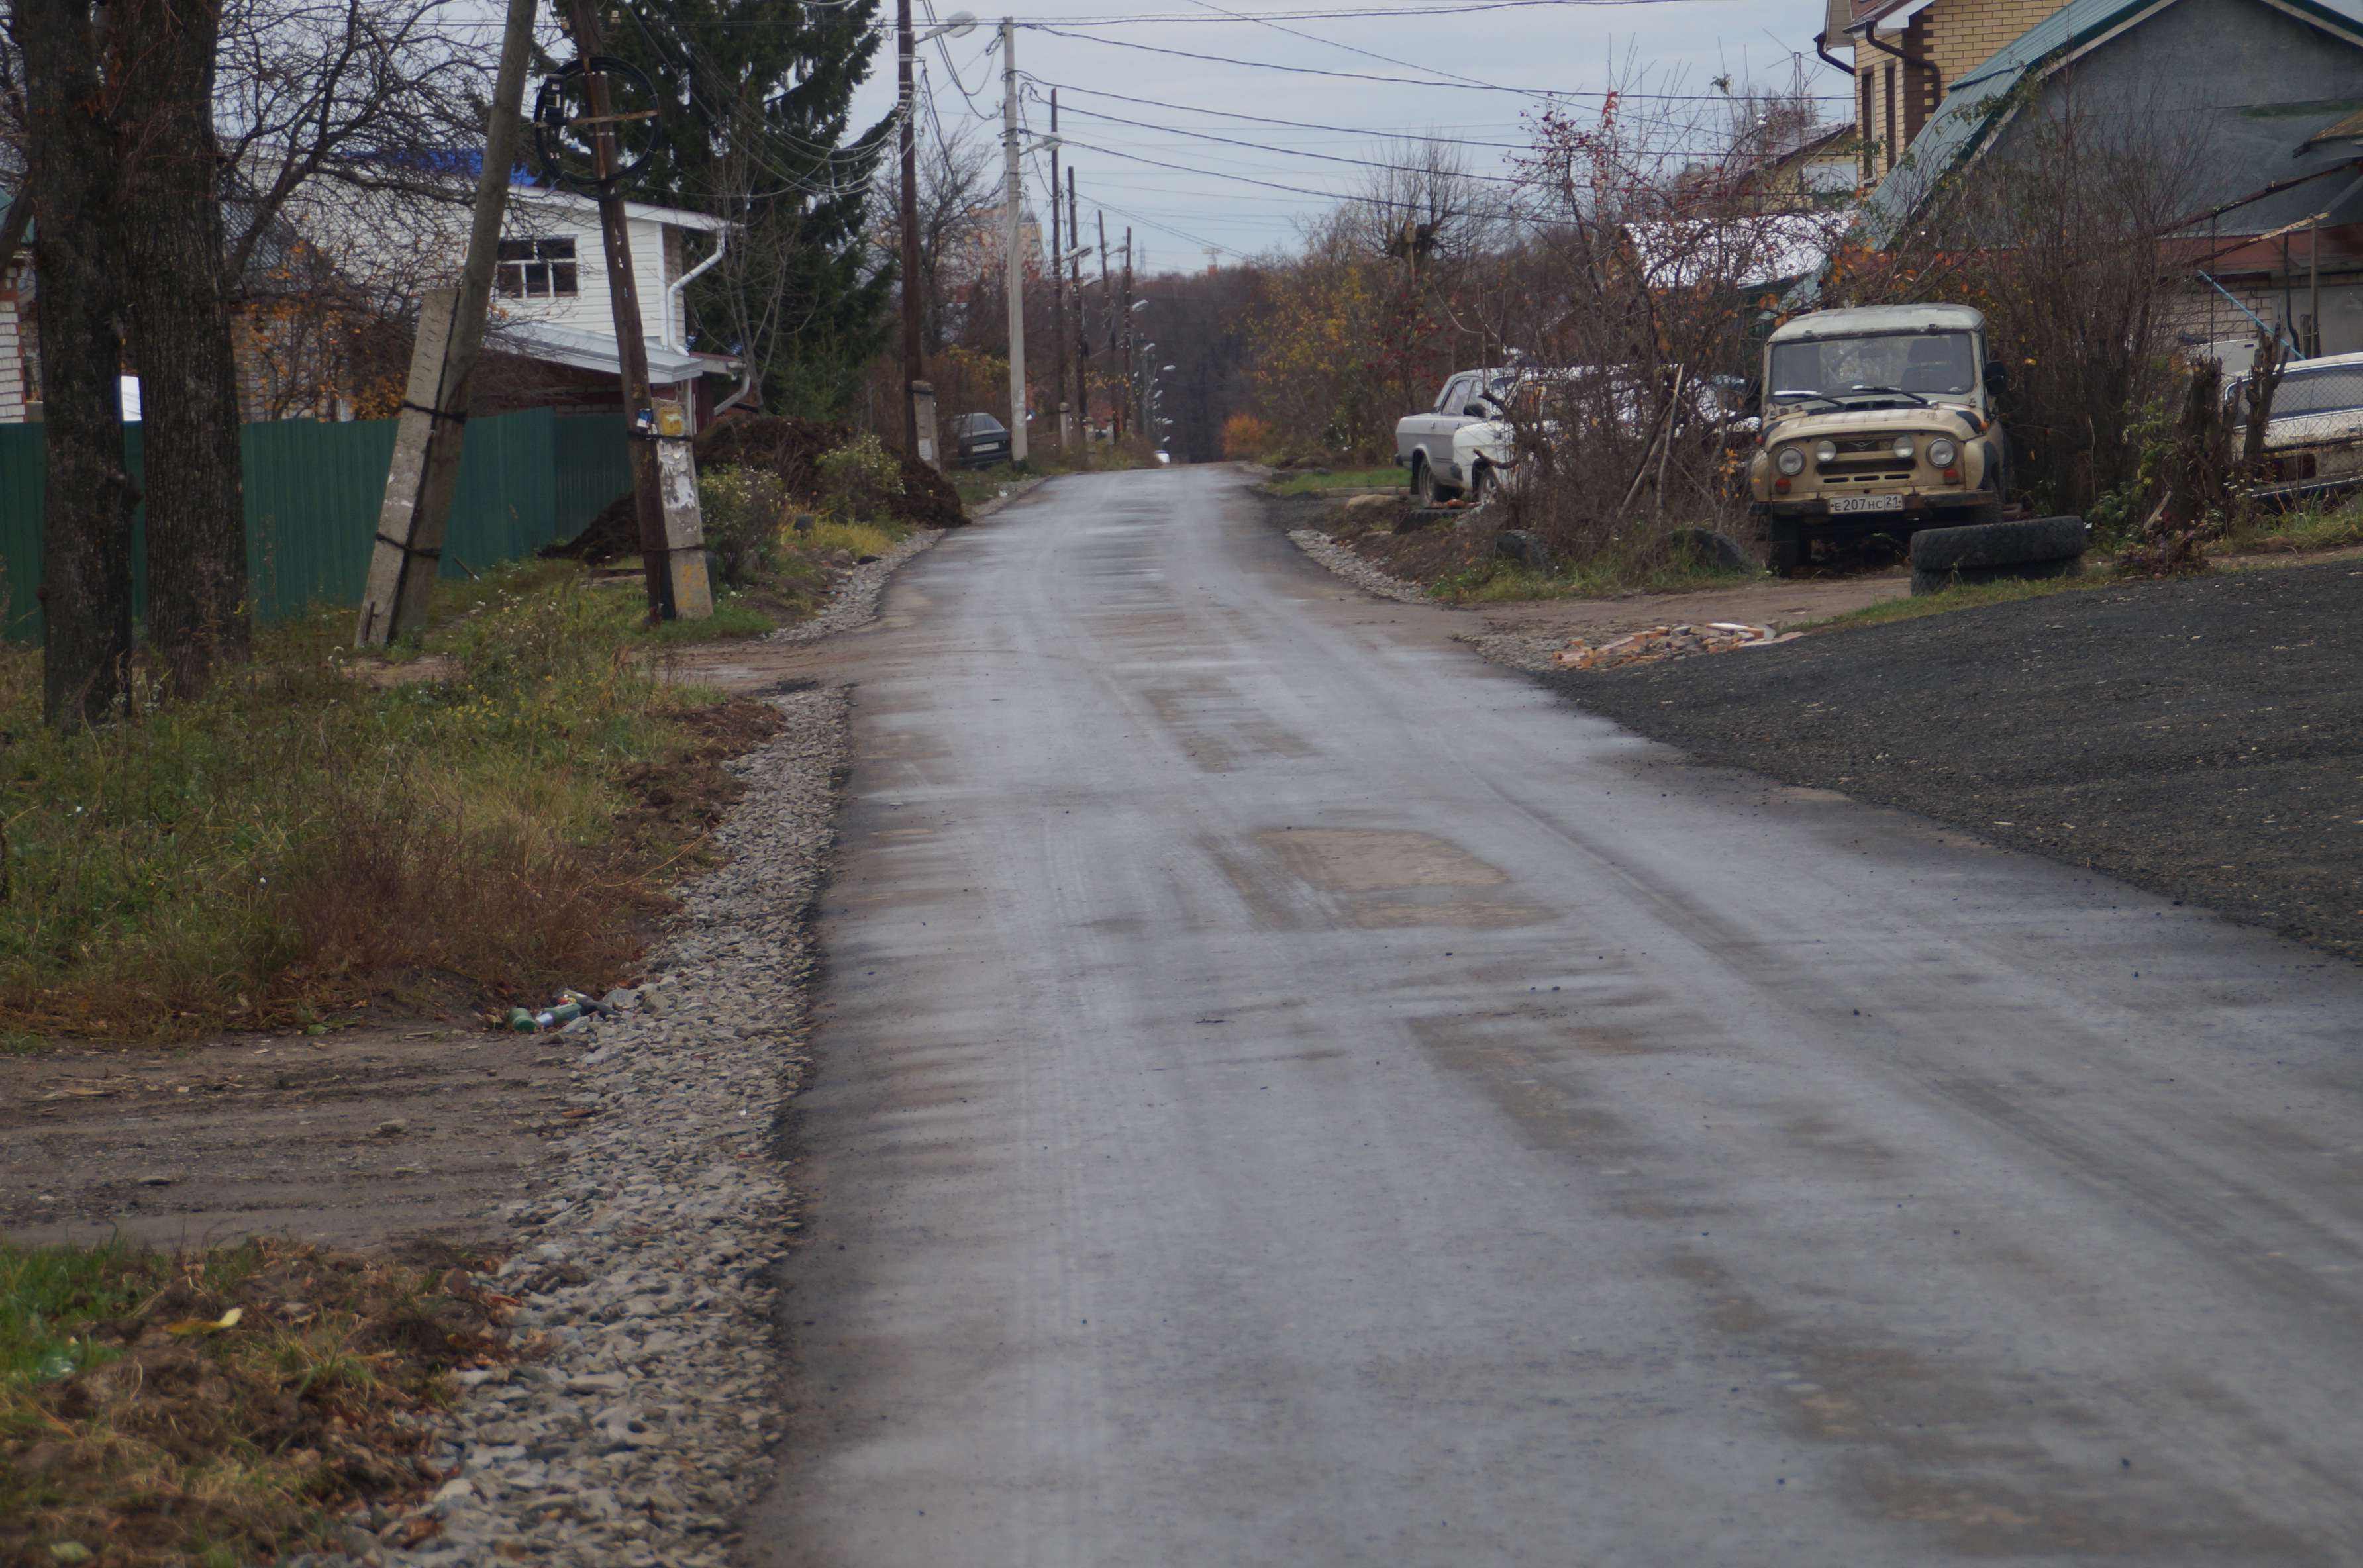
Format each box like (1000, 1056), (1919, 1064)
(0, 564), (778, 1043)
(2, 1238), (520, 1567)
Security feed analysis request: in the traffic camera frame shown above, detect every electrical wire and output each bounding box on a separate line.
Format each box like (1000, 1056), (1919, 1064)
(1024, 80), (1538, 149)
(1048, 99), (1527, 183)
(1028, 26), (1850, 101)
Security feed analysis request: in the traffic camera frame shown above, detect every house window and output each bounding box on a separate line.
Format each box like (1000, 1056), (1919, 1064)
(497, 237), (579, 298)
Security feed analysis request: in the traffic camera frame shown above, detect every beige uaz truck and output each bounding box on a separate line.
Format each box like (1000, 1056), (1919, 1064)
(1748, 303), (2011, 575)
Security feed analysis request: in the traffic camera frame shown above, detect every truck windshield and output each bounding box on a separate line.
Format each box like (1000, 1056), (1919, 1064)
(1768, 332), (1977, 400)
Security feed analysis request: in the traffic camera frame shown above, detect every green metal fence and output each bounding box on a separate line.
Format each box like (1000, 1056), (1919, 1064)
(0, 407), (630, 638)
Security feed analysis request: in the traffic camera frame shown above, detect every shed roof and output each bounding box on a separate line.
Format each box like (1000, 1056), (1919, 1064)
(1854, 0), (2363, 248)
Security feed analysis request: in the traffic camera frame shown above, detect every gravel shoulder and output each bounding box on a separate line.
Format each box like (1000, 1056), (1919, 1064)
(1264, 477), (2363, 966)
(1552, 562), (2363, 965)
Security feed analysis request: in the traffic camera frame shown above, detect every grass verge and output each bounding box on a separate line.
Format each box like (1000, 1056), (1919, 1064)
(0, 559), (779, 1043)
(2, 1236), (517, 1567)
(1797, 566), (2115, 634)
(1267, 467), (1405, 497)
(2215, 493), (2363, 555)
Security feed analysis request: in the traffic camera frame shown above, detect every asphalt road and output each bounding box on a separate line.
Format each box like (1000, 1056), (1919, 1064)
(754, 466), (2363, 1567)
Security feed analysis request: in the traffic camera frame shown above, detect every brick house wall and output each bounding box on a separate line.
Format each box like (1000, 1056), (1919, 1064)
(1848, 0), (2078, 176)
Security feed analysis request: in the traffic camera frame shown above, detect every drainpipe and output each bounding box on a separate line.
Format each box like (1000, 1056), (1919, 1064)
(1812, 32), (1850, 75)
(713, 360), (759, 416)
(664, 232), (727, 350)
(1856, 25), (1940, 152)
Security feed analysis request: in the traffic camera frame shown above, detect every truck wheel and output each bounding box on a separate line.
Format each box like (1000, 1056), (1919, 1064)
(1909, 515), (2086, 573)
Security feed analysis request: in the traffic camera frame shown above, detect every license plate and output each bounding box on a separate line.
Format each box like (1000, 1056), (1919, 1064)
(1828, 493), (1905, 514)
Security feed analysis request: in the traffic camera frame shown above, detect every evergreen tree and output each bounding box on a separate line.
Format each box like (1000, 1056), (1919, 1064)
(597, 0), (895, 419)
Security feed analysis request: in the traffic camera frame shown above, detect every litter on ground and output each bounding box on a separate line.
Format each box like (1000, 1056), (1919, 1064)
(1551, 622), (1803, 670)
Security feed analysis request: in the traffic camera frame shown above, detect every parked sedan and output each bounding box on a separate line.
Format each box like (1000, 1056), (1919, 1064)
(2231, 351), (2363, 504)
(948, 412), (1013, 469)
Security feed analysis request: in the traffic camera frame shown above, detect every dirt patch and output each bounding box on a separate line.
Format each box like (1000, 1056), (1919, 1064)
(0, 1024), (591, 1251)
(1260, 484), (1915, 638)
(1472, 569), (1911, 642)
(617, 697), (785, 849)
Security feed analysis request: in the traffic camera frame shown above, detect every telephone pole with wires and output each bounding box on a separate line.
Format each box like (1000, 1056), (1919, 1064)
(1070, 170), (1084, 442)
(999, 17), (1029, 466)
(1050, 89), (1067, 450)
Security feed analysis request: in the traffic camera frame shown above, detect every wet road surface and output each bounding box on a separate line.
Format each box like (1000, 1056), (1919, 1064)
(753, 466), (2363, 1566)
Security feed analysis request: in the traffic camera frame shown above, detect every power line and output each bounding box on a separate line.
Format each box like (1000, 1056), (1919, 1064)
(1025, 80), (1537, 148)
(1049, 100), (1527, 183)
(1027, 27), (1851, 101)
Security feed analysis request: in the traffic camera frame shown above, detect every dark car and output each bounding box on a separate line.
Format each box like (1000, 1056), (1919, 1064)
(948, 412), (1013, 469)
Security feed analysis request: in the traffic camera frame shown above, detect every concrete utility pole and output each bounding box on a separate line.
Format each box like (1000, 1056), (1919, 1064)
(1001, 17), (1028, 465)
(1049, 89), (1067, 450)
(565, 0), (708, 622)
(356, 0), (535, 647)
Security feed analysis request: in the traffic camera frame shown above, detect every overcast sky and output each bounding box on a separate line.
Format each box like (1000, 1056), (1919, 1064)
(843, 0), (1853, 273)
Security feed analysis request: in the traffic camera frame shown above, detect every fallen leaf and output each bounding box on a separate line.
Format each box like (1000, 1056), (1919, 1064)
(164, 1307), (244, 1338)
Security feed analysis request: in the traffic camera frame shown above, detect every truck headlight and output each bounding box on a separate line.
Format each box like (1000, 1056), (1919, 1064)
(1813, 440), (1836, 464)
(1891, 436), (1916, 462)
(1927, 438), (1957, 468)
(1775, 446), (1806, 477)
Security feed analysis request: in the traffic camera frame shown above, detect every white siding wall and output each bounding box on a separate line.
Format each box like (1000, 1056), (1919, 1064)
(0, 266), (27, 424)
(495, 202), (703, 348)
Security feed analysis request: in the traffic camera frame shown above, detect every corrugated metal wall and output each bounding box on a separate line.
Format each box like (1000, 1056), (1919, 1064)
(0, 409), (630, 638)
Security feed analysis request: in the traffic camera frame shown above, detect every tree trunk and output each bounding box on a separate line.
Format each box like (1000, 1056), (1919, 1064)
(115, 0), (248, 688)
(9, 0), (138, 729)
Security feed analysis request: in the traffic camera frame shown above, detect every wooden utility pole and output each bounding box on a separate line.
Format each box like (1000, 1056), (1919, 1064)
(1098, 211), (1113, 439)
(565, 0), (707, 622)
(357, 0), (537, 646)
(1119, 228), (1132, 441)
(1069, 170), (1083, 442)
(897, 0), (924, 458)
(999, 17), (1029, 465)
(1050, 90), (1067, 450)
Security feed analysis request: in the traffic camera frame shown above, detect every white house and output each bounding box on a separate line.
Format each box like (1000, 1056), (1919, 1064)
(491, 185), (744, 418)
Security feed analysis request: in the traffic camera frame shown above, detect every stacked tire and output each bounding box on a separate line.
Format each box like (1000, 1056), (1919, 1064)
(1908, 516), (2087, 597)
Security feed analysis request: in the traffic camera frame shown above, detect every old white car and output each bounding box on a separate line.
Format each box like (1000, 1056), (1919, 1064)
(1395, 368), (1518, 504)
(2230, 350), (2363, 504)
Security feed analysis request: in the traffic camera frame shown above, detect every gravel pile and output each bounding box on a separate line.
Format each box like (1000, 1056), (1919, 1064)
(1456, 630), (1566, 671)
(1287, 527), (1433, 605)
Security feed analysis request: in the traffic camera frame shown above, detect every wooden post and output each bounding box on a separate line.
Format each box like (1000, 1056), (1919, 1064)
(565, 0), (706, 621)
(356, 0), (536, 646)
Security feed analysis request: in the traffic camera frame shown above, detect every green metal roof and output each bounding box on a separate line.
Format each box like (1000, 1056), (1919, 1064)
(1855, 0), (2363, 248)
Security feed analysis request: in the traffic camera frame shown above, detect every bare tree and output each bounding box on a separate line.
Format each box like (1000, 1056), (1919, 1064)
(898, 119), (994, 354)
(1500, 78), (1847, 556)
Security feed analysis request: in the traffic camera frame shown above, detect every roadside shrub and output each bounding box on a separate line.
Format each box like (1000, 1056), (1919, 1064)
(817, 432), (903, 524)
(697, 465), (789, 586)
(1223, 413), (1275, 460)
